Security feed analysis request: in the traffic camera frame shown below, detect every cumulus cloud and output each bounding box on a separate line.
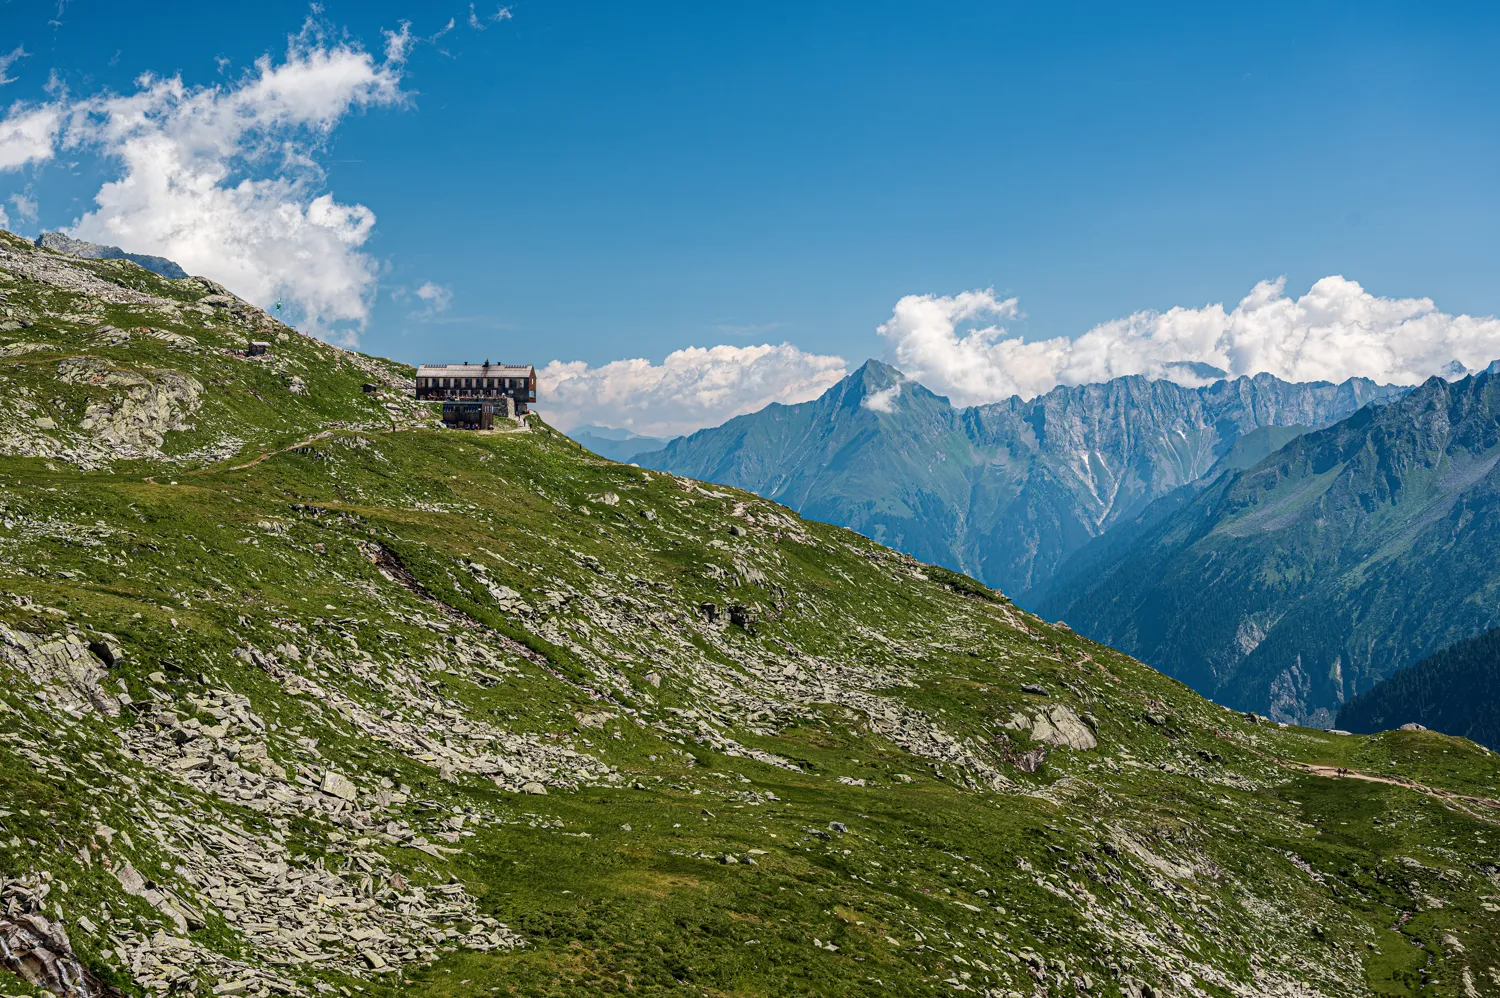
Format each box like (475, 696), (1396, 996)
(539, 343), (848, 438)
(879, 278), (1500, 406)
(0, 104), (61, 170)
(414, 280), (452, 313)
(0, 18), (411, 342)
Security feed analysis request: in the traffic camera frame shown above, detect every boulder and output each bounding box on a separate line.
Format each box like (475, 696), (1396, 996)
(1031, 706), (1097, 751)
(88, 636), (125, 667)
(320, 770), (359, 802)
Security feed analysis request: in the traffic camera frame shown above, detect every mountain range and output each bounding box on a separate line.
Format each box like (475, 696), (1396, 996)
(1040, 368), (1500, 724)
(11, 228), (1500, 995)
(565, 424), (675, 463)
(641, 359), (1500, 724)
(640, 359), (1403, 597)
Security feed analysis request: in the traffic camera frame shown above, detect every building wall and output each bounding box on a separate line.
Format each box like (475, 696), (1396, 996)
(415, 370), (536, 409)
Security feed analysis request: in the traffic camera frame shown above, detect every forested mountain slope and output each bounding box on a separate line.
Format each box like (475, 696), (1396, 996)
(1040, 370), (1500, 726)
(2, 230), (1499, 998)
(1339, 629), (1500, 749)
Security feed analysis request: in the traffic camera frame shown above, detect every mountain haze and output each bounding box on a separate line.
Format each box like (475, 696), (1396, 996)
(1040, 369), (1500, 725)
(1337, 628), (1500, 748)
(565, 425), (675, 463)
(641, 360), (1402, 597)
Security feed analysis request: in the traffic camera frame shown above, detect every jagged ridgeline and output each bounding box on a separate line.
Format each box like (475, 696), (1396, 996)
(1, 229), (1500, 997)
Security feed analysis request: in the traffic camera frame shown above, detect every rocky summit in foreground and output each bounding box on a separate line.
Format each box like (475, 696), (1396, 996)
(1, 230), (1499, 998)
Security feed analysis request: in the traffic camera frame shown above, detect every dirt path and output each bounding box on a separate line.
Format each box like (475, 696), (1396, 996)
(1293, 762), (1500, 823)
(225, 429), (336, 471)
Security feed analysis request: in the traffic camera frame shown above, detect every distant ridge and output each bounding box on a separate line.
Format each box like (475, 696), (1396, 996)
(1040, 367), (1500, 725)
(639, 359), (1405, 598)
(35, 231), (189, 279)
(566, 425), (676, 463)
(1337, 628), (1500, 748)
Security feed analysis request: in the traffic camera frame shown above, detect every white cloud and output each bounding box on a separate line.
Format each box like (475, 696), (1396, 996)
(415, 280), (452, 313)
(0, 18), (411, 342)
(861, 383), (899, 413)
(468, 4), (513, 29)
(539, 343), (848, 438)
(0, 46), (27, 86)
(879, 278), (1500, 405)
(7, 191), (37, 222)
(0, 104), (61, 169)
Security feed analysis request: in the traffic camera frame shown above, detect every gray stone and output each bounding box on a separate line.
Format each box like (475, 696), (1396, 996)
(320, 770), (359, 801)
(1030, 705), (1097, 751)
(35, 231), (189, 279)
(88, 636), (125, 667)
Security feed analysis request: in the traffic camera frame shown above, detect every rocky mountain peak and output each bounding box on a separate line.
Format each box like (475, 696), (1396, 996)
(647, 364), (1407, 595)
(35, 230), (190, 280)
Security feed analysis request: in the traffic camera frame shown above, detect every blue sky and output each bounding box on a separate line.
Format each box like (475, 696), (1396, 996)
(3, 1), (1500, 432)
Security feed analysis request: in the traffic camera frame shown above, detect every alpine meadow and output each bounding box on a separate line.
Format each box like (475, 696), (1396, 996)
(6, 4), (1500, 998)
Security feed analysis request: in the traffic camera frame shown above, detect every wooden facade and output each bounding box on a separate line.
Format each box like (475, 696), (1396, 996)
(415, 362), (536, 412)
(440, 399), (512, 430)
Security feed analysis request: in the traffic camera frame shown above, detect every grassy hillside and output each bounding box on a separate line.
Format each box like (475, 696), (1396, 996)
(3, 232), (1500, 998)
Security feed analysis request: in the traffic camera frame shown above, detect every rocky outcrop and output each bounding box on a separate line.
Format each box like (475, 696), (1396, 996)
(0, 623), (122, 717)
(1002, 703), (1098, 751)
(35, 232), (188, 280)
(54, 357), (204, 466)
(0, 882), (120, 997)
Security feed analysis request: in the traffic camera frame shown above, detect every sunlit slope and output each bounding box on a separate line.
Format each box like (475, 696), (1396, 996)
(0, 231), (1498, 997)
(0, 228), (425, 471)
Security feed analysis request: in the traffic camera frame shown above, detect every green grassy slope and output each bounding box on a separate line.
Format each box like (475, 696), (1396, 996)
(2, 232), (1500, 998)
